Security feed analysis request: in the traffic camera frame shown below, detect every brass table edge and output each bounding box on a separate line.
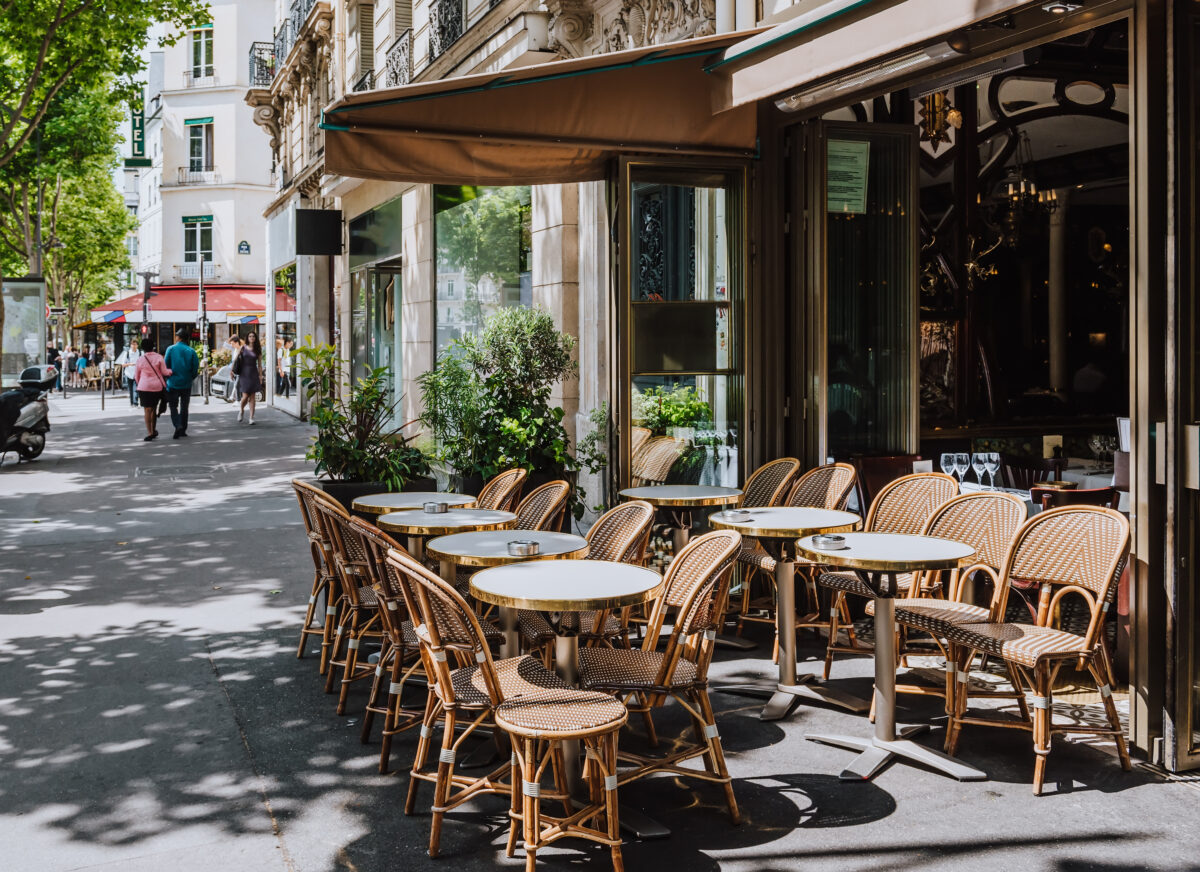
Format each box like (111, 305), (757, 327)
(794, 543), (976, 572)
(378, 517), (516, 536)
(469, 578), (664, 612)
(351, 496), (477, 513)
(618, 491), (742, 508)
(708, 518), (861, 538)
(427, 543), (590, 567)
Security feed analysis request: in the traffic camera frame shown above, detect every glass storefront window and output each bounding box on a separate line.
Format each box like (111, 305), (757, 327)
(434, 185), (531, 352)
(623, 167), (743, 488)
(350, 268), (400, 391)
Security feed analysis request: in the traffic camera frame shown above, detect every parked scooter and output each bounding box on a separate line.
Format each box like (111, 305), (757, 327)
(0, 365), (55, 463)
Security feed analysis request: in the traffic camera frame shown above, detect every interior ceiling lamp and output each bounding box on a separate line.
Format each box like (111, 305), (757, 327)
(1042, 1), (1084, 12)
(919, 92), (962, 152)
(989, 130), (1058, 247)
(776, 41), (964, 112)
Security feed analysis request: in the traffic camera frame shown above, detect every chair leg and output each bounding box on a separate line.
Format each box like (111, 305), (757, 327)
(406, 696), (439, 815)
(1091, 648), (1132, 772)
(360, 643), (388, 744)
(602, 731), (625, 872)
(324, 608), (350, 694)
(428, 708), (457, 857)
(506, 740), (523, 858)
(823, 593), (843, 680)
(1032, 665), (1052, 796)
(336, 612), (363, 715)
(638, 693), (658, 748)
(697, 690), (740, 824)
(297, 569), (322, 658)
(318, 591), (338, 676)
(522, 737), (539, 872)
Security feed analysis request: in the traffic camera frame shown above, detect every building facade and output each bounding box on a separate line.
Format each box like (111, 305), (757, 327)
(129, 0), (276, 350)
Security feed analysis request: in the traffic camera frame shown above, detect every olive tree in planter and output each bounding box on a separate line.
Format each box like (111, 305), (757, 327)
(294, 339), (433, 509)
(420, 307), (588, 516)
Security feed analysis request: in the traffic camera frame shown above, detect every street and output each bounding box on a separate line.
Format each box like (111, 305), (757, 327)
(2, 393), (1199, 872)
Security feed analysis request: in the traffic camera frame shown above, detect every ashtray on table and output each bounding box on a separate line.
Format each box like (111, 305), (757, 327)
(507, 540), (540, 557)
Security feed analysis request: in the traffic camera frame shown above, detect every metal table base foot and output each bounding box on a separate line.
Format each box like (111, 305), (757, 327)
(713, 675), (870, 718)
(807, 725), (987, 782)
(714, 633), (756, 651)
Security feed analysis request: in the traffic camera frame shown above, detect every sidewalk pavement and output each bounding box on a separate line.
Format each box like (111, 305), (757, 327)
(1, 391), (1199, 872)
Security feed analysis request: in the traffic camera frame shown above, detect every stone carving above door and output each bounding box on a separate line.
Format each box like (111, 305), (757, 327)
(601, 0), (715, 53)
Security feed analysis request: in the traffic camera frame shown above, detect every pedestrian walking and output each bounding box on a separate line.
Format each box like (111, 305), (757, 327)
(163, 329), (199, 439)
(133, 337), (171, 442)
(46, 345), (61, 391)
(280, 338), (293, 398)
(114, 342), (142, 406)
(63, 347), (76, 388)
(75, 352), (88, 388)
(235, 331), (263, 425)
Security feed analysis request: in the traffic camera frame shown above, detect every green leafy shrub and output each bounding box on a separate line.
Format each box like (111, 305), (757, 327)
(632, 384), (713, 435)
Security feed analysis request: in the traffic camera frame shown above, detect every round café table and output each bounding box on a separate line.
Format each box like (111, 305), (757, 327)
(619, 484), (749, 650)
(350, 491), (475, 517)
(471, 559), (665, 838)
(378, 508), (515, 562)
(795, 532), (984, 783)
(709, 506), (866, 719)
(425, 529), (589, 655)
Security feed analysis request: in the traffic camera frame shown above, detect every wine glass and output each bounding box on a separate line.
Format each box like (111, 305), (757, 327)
(940, 453), (955, 476)
(971, 453), (987, 485)
(985, 452), (1001, 489)
(954, 453), (970, 484)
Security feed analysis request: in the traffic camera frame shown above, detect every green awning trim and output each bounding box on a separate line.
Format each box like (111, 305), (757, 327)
(184, 116), (213, 126)
(706, 0), (879, 70)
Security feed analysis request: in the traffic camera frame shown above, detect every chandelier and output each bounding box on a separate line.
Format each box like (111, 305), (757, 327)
(989, 130), (1058, 247)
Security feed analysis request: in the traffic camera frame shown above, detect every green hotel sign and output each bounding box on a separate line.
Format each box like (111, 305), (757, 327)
(130, 105), (145, 157)
(181, 214), (213, 224)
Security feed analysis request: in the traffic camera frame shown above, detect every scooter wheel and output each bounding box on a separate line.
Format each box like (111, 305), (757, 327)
(17, 434), (45, 460)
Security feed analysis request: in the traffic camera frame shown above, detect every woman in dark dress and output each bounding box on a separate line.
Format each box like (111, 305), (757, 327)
(236, 332), (263, 425)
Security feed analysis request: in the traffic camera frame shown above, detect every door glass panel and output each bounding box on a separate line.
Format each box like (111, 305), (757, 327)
(823, 127), (917, 457)
(627, 169), (741, 488)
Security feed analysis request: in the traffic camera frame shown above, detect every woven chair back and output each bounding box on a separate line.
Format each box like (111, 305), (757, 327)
(292, 479), (337, 573)
(629, 426), (652, 458)
(786, 463), (857, 510)
(385, 547), (503, 708)
(1033, 486), (1120, 511)
(312, 497), (374, 605)
(586, 500), (655, 563)
(923, 492), (1027, 574)
(631, 436), (686, 485)
(476, 468), (528, 512)
(515, 480), (571, 531)
(739, 457), (802, 508)
(350, 517), (415, 645)
(866, 472), (958, 535)
(999, 507), (1129, 644)
(642, 530), (741, 686)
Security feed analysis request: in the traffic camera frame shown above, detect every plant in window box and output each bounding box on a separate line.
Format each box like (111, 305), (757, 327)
(632, 384), (713, 439)
(294, 339), (432, 509)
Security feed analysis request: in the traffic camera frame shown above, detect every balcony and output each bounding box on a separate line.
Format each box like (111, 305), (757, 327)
(385, 29), (412, 88)
(177, 262), (217, 280)
(429, 0), (464, 61)
(352, 69), (375, 92)
(274, 0), (318, 67)
(177, 165), (222, 185)
(182, 70), (218, 88)
(249, 42), (275, 87)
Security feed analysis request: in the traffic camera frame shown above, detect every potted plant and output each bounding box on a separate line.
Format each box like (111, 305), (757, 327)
(294, 339), (433, 509)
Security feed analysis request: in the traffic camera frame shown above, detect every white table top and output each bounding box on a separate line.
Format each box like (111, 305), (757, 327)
(470, 559), (663, 611)
(351, 491), (475, 513)
(708, 506), (861, 539)
(796, 532), (976, 573)
(426, 530), (589, 566)
(377, 508), (516, 536)
(619, 485), (743, 506)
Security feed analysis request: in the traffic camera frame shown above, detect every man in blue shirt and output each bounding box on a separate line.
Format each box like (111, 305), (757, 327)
(163, 328), (200, 439)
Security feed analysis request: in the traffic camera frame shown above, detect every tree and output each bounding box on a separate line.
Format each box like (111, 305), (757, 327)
(0, 0), (208, 171)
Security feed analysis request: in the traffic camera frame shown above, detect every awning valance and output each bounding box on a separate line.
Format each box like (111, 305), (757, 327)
(712, 0), (1036, 109)
(322, 31), (761, 187)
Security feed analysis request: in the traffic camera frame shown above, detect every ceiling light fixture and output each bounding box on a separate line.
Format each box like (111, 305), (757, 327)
(1042, 2), (1083, 13)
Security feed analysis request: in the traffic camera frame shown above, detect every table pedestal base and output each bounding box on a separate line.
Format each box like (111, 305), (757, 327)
(806, 725), (986, 782)
(713, 675), (870, 719)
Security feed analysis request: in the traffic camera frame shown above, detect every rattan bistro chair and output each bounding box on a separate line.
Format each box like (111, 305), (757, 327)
(578, 530), (742, 823)
(312, 497), (387, 714)
(942, 506), (1131, 795)
(388, 548), (621, 860)
(514, 480), (571, 532)
(735, 463), (857, 642)
(291, 479), (344, 673)
(517, 500), (655, 663)
(351, 517), (428, 773)
(477, 468), (529, 512)
(816, 472), (959, 678)
(864, 491), (1027, 708)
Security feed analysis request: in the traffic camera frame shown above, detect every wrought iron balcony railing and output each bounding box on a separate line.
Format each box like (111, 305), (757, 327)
(385, 29), (413, 88)
(182, 70), (218, 88)
(249, 42), (275, 87)
(178, 262), (217, 280)
(177, 165), (221, 185)
(274, 20), (292, 65)
(352, 69), (375, 92)
(429, 0), (464, 61)
(290, 0), (315, 38)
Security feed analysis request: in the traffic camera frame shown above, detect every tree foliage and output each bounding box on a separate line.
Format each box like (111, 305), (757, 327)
(0, 0), (208, 170)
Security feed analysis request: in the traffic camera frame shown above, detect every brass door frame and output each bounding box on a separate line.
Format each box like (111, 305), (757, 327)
(613, 157), (750, 490)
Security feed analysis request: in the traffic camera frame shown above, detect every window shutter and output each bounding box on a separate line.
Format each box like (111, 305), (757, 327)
(359, 3), (375, 74)
(394, 0), (411, 35)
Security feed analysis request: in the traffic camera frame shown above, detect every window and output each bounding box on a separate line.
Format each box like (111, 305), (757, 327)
(191, 27), (214, 78)
(183, 220), (213, 263)
(188, 123), (213, 171)
(434, 185), (531, 352)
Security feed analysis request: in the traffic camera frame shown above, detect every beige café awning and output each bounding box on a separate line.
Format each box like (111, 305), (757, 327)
(322, 31), (760, 187)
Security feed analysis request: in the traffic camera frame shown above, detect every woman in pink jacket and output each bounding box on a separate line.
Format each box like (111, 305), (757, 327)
(133, 337), (172, 441)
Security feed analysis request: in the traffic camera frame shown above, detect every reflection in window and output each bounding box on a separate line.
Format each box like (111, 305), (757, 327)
(434, 185), (531, 353)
